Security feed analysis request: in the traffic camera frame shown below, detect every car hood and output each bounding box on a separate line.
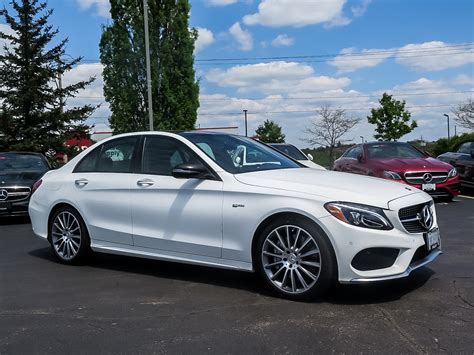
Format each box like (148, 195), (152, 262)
(0, 171), (46, 186)
(234, 168), (420, 209)
(371, 157), (452, 171)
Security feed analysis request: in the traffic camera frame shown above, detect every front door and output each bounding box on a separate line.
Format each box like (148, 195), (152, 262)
(131, 135), (223, 258)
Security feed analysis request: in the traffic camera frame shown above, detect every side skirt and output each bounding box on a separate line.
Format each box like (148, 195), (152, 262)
(91, 241), (254, 272)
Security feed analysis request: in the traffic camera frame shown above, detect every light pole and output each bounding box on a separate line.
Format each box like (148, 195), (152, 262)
(443, 114), (450, 140)
(143, 0), (153, 131)
(243, 109), (248, 136)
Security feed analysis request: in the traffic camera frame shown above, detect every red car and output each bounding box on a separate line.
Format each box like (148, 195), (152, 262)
(333, 142), (460, 199)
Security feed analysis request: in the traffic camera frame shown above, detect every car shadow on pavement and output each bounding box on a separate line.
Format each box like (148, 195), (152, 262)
(0, 216), (30, 225)
(28, 246), (436, 305)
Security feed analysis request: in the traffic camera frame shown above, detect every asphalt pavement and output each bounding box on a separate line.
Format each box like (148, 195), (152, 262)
(1, 196), (473, 353)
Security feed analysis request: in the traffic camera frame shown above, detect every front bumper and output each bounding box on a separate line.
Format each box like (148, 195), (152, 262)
(0, 199), (30, 217)
(318, 193), (442, 283)
(348, 248), (442, 283)
(400, 177), (461, 198)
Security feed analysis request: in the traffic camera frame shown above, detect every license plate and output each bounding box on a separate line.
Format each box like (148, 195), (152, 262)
(424, 228), (440, 251)
(422, 183), (436, 191)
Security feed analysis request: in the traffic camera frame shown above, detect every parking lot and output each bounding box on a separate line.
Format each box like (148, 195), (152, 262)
(0, 196), (473, 353)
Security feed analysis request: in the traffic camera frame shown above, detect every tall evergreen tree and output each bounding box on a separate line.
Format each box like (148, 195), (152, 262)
(100, 0), (199, 133)
(0, 0), (96, 154)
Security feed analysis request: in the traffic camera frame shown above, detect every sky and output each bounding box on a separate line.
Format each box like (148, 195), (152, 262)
(1, 0), (473, 148)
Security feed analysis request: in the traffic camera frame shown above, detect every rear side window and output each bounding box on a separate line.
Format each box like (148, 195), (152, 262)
(142, 136), (200, 176)
(457, 142), (474, 154)
(75, 136), (139, 173)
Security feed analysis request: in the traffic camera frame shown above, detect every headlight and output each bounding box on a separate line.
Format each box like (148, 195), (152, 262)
(324, 202), (393, 230)
(383, 171), (402, 180)
(448, 168), (457, 178)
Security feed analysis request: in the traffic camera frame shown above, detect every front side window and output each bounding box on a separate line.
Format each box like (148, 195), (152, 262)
(75, 136), (138, 173)
(457, 142), (474, 154)
(180, 133), (301, 174)
(345, 146), (362, 159)
(141, 136), (200, 176)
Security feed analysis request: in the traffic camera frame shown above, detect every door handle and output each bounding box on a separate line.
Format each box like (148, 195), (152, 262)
(74, 178), (89, 187)
(137, 179), (154, 187)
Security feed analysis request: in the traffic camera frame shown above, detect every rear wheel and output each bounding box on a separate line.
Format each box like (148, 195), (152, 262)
(254, 216), (337, 301)
(49, 206), (90, 264)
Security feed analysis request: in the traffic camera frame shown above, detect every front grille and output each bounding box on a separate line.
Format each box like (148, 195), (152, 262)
(0, 186), (31, 202)
(404, 171), (448, 185)
(398, 201), (433, 233)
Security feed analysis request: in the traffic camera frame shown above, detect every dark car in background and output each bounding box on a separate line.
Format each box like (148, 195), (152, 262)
(0, 152), (50, 217)
(437, 140), (474, 189)
(333, 142), (460, 200)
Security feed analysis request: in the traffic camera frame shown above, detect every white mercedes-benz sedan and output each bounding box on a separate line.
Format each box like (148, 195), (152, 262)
(29, 131), (442, 300)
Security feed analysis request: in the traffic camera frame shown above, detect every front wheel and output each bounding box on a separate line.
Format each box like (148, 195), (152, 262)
(254, 217), (337, 301)
(49, 206), (90, 264)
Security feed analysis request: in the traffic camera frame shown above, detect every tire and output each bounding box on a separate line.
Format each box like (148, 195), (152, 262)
(49, 206), (91, 264)
(254, 216), (337, 301)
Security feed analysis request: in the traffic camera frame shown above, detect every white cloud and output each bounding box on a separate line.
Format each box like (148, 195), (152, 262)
(206, 61), (351, 95)
(329, 47), (394, 73)
(271, 34), (295, 47)
(76, 0), (110, 18)
(395, 41), (474, 71)
(243, 0), (349, 28)
(229, 22), (253, 51)
(351, 0), (371, 17)
(329, 41), (474, 73)
(205, 0), (239, 5)
(195, 27), (215, 53)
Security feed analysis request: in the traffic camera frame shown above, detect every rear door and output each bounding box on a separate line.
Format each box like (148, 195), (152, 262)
(71, 136), (140, 245)
(130, 135), (224, 257)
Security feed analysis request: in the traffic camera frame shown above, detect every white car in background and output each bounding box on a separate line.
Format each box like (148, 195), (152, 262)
(29, 132), (441, 300)
(269, 143), (326, 170)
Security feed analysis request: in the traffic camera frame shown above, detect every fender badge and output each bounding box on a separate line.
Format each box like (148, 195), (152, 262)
(232, 204), (245, 208)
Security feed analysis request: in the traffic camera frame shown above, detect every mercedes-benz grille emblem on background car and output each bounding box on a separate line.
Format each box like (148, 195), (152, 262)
(422, 173), (433, 183)
(0, 189), (8, 201)
(419, 205), (434, 230)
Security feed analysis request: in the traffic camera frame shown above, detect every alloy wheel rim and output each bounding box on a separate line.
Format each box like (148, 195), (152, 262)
(51, 212), (82, 260)
(261, 225), (321, 294)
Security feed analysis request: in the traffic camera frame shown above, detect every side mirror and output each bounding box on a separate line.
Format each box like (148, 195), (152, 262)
(307, 153), (314, 161)
(172, 162), (213, 179)
(357, 154), (364, 163)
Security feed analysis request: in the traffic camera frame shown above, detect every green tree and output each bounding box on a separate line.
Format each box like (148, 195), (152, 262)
(0, 0), (96, 154)
(100, 0), (199, 133)
(255, 119), (286, 143)
(367, 93), (417, 141)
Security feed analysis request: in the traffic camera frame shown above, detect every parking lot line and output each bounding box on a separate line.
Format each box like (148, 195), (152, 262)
(458, 195), (474, 200)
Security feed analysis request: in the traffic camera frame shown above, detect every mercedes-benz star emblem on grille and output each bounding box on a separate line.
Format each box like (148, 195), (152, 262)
(422, 173), (433, 183)
(418, 205), (433, 230)
(0, 189), (8, 201)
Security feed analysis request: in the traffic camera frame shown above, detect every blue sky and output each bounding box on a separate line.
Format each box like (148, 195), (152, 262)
(1, 0), (473, 147)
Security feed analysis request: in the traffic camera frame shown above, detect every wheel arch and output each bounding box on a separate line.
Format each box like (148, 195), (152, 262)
(47, 202), (86, 242)
(250, 211), (339, 274)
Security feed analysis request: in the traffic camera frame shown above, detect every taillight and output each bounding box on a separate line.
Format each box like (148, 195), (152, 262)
(32, 179), (43, 194)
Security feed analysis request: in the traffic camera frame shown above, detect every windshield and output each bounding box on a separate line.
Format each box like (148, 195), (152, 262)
(367, 143), (426, 159)
(270, 144), (308, 161)
(0, 153), (49, 173)
(180, 133), (301, 174)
